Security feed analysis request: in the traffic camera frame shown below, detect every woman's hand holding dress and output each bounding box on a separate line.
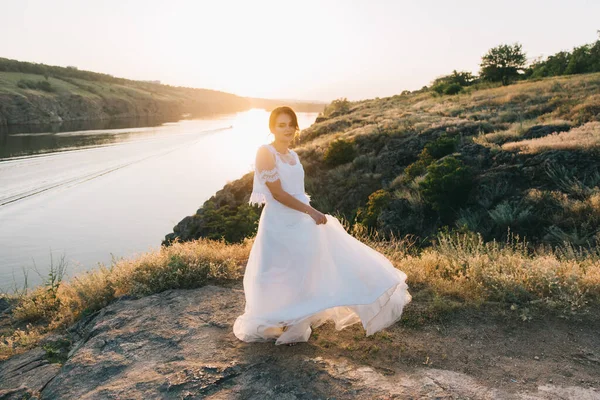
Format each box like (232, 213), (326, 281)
(308, 209), (327, 225)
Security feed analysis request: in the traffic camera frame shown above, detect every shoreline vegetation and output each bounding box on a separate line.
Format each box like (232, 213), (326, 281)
(0, 57), (325, 127)
(2, 38), (600, 362)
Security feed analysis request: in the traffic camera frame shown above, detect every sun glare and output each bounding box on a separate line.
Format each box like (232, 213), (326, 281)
(216, 108), (317, 170)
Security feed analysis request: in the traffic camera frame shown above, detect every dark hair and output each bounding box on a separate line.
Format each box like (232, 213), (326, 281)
(269, 106), (299, 133)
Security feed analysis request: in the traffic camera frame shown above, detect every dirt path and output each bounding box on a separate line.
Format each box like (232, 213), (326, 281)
(1, 284), (599, 399)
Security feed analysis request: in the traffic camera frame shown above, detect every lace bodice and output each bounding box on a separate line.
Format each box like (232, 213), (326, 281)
(249, 144), (310, 206)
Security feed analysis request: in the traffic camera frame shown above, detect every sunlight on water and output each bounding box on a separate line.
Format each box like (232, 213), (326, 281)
(0, 109), (318, 292)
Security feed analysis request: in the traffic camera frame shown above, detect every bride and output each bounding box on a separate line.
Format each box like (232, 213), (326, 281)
(233, 106), (411, 345)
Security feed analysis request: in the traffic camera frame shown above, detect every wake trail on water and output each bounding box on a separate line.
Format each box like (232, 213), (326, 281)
(0, 126), (231, 163)
(0, 126), (231, 207)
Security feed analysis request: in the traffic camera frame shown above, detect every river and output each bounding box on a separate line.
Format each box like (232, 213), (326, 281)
(0, 109), (319, 293)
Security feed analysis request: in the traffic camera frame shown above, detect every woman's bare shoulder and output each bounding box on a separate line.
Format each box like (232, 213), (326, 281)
(255, 145), (276, 166)
(257, 144), (275, 153)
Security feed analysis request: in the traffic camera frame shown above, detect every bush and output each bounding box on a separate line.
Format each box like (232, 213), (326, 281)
(432, 82), (463, 95)
(403, 150), (433, 181)
(199, 202), (259, 243)
(356, 189), (392, 228)
(444, 83), (463, 95)
(430, 70), (475, 95)
(403, 135), (458, 182)
(323, 97), (350, 117)
(424, 134), (458, 158)
(323, 138), (357, 167)
(419, 156), (473, 215)
(431, 83), (447, 95)
(488, 200), (533, 230)
(17, 79), (55, 92)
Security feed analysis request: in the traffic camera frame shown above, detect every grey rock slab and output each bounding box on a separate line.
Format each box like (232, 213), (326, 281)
(41, 285), (246, 399)
(30, 285), (599, 399)
(298, 357), (600, 400)
(0, 346), (61, 394)
(0, 387), (40, 400)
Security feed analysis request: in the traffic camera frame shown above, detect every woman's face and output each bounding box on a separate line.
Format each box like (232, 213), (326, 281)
(271, 112), (297, 146)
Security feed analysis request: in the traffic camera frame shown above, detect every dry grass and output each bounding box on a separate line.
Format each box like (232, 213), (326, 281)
(2, 230), (600, 361)
(470, 73), (599, 104)
(502, 121), (600, 153)
(473, 119), (537, 146)
(301, 72), (600, 150)
(400, 232), (600, 312)
(0, 238), (251, 360)
(347, 223), (600, 312)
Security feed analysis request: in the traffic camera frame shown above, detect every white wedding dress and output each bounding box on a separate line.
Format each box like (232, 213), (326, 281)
(233, 144), (411, 345)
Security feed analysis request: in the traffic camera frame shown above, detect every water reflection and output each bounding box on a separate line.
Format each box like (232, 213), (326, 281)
(0, 114), (229, 159)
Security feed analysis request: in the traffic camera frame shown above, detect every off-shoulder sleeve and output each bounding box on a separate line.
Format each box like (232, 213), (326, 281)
(255, 145), (280, 184)
(249, 145), (280, 206)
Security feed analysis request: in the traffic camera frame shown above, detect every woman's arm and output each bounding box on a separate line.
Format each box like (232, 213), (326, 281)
(266, 179), (327, 224)
(254, 145), (326, 224)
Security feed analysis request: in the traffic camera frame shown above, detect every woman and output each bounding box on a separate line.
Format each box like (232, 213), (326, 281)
(233, 106), (411, 345)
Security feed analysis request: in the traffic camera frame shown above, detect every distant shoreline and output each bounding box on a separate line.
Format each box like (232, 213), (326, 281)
(0, 59), (325, 127)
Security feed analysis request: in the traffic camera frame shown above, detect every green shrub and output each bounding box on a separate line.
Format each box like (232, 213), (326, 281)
(356, 189), (392, 228)
(424, 134), (458, 158)
(433, 82), (463, 95)
(488, 200), (533, 229)
(323, 138), (357, 167)
(403, 150), (433, 181)
(17, 79), (55, 92)
(444, 83), (463, 95)
(430, 70), (474, 95)
(403, 135), (458, 182)
(431, 82), (447, 95)
(200, 202), (259, 243)
(419, 156), (473, 215)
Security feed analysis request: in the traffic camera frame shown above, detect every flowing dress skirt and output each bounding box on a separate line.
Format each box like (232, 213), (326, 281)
(233, 194), (411, 345)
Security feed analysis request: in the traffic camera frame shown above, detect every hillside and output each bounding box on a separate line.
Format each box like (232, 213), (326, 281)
(1, 63), (599, 400)
(164, 72), (600, 250)
(0, 58), (324, 125)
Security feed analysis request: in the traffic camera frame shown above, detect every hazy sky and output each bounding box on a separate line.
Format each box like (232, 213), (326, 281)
(1, 0), (599, 101)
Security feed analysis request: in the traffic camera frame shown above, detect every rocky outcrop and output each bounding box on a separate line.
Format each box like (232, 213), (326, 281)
(2, 285), (599, 399)
(0, 347), (61, 398)
(163, 172), (255, 246)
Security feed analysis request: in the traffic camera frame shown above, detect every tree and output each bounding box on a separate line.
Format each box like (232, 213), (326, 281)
(432, 70), (476, 87)
(526, 31), (600, 78)
(431, 70), (476, 95)
(538, 51), (571, 77)
(590, 30), (600, 72)
(479, 43), (527, 85)
(565, 44), (593, 75)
